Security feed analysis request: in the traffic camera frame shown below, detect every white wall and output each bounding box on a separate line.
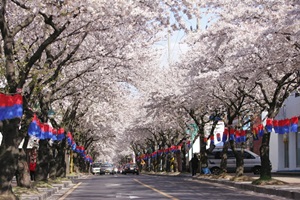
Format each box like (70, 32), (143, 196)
(270, 92), (300, 171)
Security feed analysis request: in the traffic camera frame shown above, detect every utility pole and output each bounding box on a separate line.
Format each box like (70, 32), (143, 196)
(193, 0), (200, 31)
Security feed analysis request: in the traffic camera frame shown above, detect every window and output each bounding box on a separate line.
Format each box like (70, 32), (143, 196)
(244, 152), (255, 159)
(227, 151), (235, 159)
(207, 151), (216, 159)
(92, 163), (101, 167)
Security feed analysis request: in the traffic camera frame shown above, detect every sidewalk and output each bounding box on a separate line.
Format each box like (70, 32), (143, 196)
(11, 174), (85, 200)
(145, 171), (300, 199)
(19, 180), (75, 200)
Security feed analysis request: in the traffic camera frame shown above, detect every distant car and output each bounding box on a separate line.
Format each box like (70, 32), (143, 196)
(123, 163), (139, 175)
(91, 162), (101, 175)
(100, 163), (115, 175)
(113, 166), (118, 174)
(207, 148), (261, 175)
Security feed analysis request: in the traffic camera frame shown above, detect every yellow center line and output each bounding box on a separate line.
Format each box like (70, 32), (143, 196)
(58, 182), (82, 200)
(134, 179), (179, 200)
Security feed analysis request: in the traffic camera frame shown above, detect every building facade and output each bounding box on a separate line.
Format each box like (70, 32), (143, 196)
(270, 91), (300, 172)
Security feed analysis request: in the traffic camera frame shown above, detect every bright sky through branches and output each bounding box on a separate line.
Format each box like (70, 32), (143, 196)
(158, 7), (214, 68)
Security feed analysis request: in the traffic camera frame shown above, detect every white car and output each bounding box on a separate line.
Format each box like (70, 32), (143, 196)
(207, 148), (261, 175)
(91, 162), (101, 175)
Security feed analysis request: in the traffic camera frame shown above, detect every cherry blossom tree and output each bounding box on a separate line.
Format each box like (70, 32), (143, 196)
(0, 0), (198, 197)
(178, 0), (299, 182)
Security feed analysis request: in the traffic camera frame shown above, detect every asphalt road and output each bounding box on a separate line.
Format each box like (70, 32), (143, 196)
(55, 174), (291, 200)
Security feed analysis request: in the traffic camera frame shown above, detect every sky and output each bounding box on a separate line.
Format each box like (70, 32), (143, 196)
(157, 7), (213, 68)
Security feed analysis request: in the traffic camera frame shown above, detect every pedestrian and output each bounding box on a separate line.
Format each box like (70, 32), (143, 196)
(191, 154), (199, 176)
(29, 159), (36, 181)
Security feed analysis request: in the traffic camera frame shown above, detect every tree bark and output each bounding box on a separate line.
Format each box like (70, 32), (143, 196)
(181, 142), (186, 172)
(230, 140), (244, 177)
(260, 132), (272, 180)
(49, 147), (57, 180)
(220, 142), (229, 173)
(56, 138), (67, 177)
(35, 140), (50, 181)
(15, 149), (31, 188)
(0, 118), (22, 199)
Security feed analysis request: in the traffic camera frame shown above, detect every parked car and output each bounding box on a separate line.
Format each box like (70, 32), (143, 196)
(91, 162), (101, 175)
(207, 148), (261, 175)
(123, 163), (139, 175)
(100, 163), (115, 175)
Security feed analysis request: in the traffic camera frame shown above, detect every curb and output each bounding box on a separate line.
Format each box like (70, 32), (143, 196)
(19, 180), (73, 200)
(195, 176), (300, 200)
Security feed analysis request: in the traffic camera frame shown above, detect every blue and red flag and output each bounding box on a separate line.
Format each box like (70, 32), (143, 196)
(258, 124), (264, 137)
(240, 130), (246, 142)
(158, 149), (164, 156)
(290, 116), (299, 133)
(67, 132), (74, 146)
(273, 120), (279, 133)
(278, 120), (285, 134)
(210, 135), (214, 145)
(222, 128), (229, 142)
(283, 119), (290, 133)
(187, 140), (191, 149)
(0, 93), (23, 121)
(229, 129), (235, 141)
(235, 130), (241, 143)
(40, 123), (53, 140)
(164, 148), (170, 154)
(28, 114), (42, 137)
(28, 114), (65, 141)
(76, 146), (85, 155)
(170, 145), (176, 152)
(216, 133), (221, 142)
(51, 128), (58, 140)
(56, 128), (65, 140)
(265, 118), (273, 132)
(151, 151), (157, 158)
(85, 155), (93, 163)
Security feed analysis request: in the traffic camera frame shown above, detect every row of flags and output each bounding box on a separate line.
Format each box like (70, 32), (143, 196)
(219, 128), (247, 143)
(218, 116), (299, 143)
(264, 117), (298, 134)
(28, 115), (93, 163)
(136, 142), (190, 161)
(28, 114), (65, 140)
(67, 132), (93, 163)
(0, 93), (92, 164)
(137, 116), (299, 161)
(2, 93), (299, 164)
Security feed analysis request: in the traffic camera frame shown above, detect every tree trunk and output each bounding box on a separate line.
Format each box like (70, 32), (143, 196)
(181, 143), (186, 172)
(162, 154), (166, 172)
(166, 154), (171, 172)
(0, 118), (22, 199)
(260, 132), (272, 180)
(35, 140), (50, 181)
(49, 148), (57, 180)
(199, 134), (208, 174)
(230, 140), (245, 177)
(220, 142), (229, 173)
(15, 149), (31, 187)
(56, 139), (66, 178)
